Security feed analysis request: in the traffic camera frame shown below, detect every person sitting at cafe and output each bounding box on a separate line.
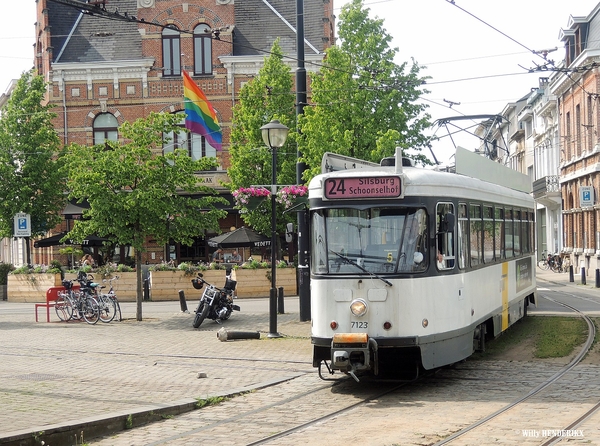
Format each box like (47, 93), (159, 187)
(231, 250), (242, 264)
(212, 248), (224, 263)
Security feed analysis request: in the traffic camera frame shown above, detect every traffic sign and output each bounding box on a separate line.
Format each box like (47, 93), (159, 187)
(14, 213), (31, 237)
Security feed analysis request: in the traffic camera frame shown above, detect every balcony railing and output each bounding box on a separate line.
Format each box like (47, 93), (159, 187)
(532, 175), (559, 199)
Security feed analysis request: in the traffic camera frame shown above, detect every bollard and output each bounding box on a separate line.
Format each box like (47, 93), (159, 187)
(179, 290), (188, 313)
(277, 286), (285, 314)
(581, 267), (586, 285)
(217, 327), (260, 341)
(596, 269), (600, 288)
(569, 265), (574, 283)
(143, 278), (150, 301)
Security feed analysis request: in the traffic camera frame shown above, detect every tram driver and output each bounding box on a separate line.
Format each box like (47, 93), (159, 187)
(399, 210), (427, 272)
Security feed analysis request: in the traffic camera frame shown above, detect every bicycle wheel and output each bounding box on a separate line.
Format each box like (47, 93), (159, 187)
(111, 296), (122, 322)
(71, 292), (84, 321)
(82, 296), (99, 325)
(55, 291), (73, 322)
(537, 260), (549, 270)
(97, 294), (116, 323)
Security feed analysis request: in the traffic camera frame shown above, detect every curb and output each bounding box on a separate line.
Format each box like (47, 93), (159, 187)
(0, 374), (304, 446)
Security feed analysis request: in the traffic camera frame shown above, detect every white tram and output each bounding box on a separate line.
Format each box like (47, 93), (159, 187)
(309, 149), (536, 381)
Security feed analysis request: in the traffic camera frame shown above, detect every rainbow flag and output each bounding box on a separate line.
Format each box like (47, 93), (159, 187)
(183, 71), (222, 151)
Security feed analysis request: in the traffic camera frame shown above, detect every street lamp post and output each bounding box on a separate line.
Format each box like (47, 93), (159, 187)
(261, 119), (289, 338)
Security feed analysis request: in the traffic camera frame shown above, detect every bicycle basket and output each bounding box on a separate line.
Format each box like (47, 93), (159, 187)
(62, 279), (73, 290)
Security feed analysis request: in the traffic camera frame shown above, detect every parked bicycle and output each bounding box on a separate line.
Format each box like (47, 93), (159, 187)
(96, 275), (122, 323)
(56, 277), (100, 324)
(537, 251), (550, 270)
(538, 252), (563, 273)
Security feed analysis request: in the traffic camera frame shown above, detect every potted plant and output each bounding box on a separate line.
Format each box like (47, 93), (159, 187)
(7, 264), (63, 303)
(232, 187), (271, 211)
(276, 185), (308, 209)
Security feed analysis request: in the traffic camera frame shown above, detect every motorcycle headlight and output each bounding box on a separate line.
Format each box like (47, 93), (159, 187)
(350, 299), (368, 317)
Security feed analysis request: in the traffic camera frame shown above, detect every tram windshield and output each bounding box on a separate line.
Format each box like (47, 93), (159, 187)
(311, 207), (428, 275)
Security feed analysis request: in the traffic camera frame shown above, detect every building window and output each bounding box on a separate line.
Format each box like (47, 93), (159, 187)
(93, 113), (118, 145)
(163, 112), (216, 161)
(194, 24), (212, 75)
(566, 111), (571, 159)
(576, 104), (581, 156)
(162, 26), (181, 77)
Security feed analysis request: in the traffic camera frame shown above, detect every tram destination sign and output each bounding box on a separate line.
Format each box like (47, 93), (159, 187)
(324, 176), (402, 200)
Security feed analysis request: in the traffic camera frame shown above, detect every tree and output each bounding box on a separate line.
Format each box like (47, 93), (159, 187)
(62, 112), (227, 320)
(0, 71), (65, 254)
(227, 39), (298, 241)
(298, 0), (432, 181)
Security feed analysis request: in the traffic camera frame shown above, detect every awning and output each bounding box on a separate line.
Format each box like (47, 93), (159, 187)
(207, 226), (270, 248)
(34, 232), (109, 248)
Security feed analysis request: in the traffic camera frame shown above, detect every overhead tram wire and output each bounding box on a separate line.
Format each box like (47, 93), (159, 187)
(445, 0), (550, 66)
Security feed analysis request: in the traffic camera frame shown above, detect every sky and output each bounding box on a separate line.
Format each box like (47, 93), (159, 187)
(1, 0), (600, 164)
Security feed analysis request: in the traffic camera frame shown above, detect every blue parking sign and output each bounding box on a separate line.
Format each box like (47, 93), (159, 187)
(13, 213), (31, 237)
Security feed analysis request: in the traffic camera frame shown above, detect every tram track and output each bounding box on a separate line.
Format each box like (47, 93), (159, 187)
(87, 284), (600, 445)
(432, 289), (597, 445)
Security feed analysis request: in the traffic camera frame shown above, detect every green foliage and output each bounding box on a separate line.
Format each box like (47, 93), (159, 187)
(0, 71), (65, 237)
(0, 263), (14, 285)
(10, 264), (59, 275)
(61, 112), (227, 319)
(177, 261), (203, 276)
(195, 396), (226, 409)
(50, 259), (64, 279)
(472, 316), (587, 360)
(58, 246), (84, 257)
(241, 259), (261, 269)
(228, 39), (297, 236)
(94, 263), (134, 278)
(297, 0), (433, 182)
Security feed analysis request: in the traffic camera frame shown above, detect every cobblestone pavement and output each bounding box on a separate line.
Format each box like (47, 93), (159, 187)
(0, 297), (313, 445)
(1, 268), (599, 445)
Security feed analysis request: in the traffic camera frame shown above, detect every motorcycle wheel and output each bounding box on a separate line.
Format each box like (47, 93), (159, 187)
(193, 302), (210, 328)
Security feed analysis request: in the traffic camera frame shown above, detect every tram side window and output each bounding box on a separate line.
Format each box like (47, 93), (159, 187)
(436, 202), (455, 270)
(494, 207), (504, 259)
(514, 210), (522, 255)
(457, 203), (469, 269)
(469, 204), (482, 267)
(505, 209), (514, 257)
(521, 210), (531, 254)
(483, 206), (494, 263)
(311, 212), (328, 273)
(529, 211), (535, 254)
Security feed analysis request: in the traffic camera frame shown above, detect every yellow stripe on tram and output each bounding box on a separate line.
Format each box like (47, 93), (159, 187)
(501, 262), (509, 331)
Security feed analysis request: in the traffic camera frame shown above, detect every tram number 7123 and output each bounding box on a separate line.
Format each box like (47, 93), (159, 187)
(351, 321), (368, 329)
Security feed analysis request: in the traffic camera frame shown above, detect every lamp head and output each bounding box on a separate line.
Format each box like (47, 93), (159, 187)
(261, 119), (289, 149)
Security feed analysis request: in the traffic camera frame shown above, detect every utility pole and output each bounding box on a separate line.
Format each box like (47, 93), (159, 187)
(296, 0), (310, 321)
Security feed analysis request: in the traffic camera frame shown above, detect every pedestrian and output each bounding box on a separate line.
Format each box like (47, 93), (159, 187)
(81, 254), (93, 267)
(212, 248), (224, 263)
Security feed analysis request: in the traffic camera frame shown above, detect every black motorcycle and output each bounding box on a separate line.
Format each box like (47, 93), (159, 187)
(191, 272), (240, 328)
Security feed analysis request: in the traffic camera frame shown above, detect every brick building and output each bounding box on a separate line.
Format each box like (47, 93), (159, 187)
(28, 0), (332, 266)
(552, 4), (600, 273)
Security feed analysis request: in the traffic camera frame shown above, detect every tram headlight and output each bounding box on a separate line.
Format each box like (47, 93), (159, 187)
(350, 299), (368, 317)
